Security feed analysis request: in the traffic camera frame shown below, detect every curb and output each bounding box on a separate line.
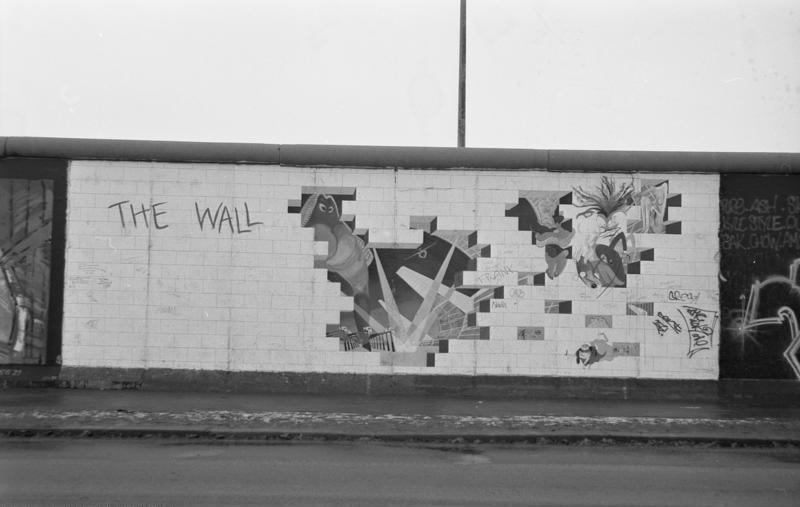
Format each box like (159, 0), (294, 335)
(2, 427), (798, 447)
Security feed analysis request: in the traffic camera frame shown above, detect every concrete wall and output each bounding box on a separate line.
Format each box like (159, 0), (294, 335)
(62, 160), (720, 379)
(719, 174), (800, 379)
(0, 158), (67, 369)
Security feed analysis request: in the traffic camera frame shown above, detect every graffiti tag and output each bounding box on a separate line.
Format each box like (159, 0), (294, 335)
(195, 202), (263, 234)
(653, 319), (669, 336)
(653, 312), (682, 335)
(475, 265), (514, 285)
(491, 300), (507, 310)
(668, 290), (701, 303)
(108, 201), (169, 229)
(677, 306), (718, 358)
(508, 288), (526, 299)
(108, 201), (264, 234)
(720, 195), (800, 252)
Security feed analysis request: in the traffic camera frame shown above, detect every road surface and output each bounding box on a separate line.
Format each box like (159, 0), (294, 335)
(2, 439), (798, 506)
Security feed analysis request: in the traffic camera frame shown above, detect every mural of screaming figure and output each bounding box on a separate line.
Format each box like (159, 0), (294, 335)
(572, 177), (634, 289)
(300, 194), (374, 345)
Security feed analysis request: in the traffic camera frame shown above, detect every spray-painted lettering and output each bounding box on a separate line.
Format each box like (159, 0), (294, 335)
(668, 290), (701, 303)
(677, 306), (718, 358)
(194, 202), (263, 234)
(108, 201), (169, 229)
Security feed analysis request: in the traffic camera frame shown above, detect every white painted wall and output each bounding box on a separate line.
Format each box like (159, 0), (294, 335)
(63, 160), (719, 379)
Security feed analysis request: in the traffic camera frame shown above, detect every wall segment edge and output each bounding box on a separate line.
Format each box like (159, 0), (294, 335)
(1, 137), (798, 172)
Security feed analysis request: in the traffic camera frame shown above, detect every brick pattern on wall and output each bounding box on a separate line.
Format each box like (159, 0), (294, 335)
(63, 161), (720, 379)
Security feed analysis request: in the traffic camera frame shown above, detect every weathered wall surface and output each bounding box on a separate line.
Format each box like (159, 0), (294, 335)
(0, 178), (54, 364)
(62, 161), (720, 379)
(0, 159), (66, 369)
(719, 174), (800, 379)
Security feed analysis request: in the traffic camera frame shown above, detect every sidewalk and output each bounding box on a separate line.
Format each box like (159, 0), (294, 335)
(1, 388), (799, 445)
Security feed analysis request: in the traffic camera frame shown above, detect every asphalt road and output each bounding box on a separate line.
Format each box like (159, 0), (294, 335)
(2, 440), (799, 506)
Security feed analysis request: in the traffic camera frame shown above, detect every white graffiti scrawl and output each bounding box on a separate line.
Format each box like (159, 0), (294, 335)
(731, 258), (800, 379)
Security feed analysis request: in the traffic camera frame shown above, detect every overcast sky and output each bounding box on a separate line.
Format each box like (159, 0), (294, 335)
(1, 0), (798, 151)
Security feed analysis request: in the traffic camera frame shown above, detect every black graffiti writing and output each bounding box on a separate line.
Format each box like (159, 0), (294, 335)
(653, 319), (669, 336)
(108, 201), (169, 229)
(678, 306), (718, 358)
(194, 202), (263, 234)
(508, 288), (526, 299)
(668, 290), (700, 303)
(475, 265), (514, 285)
(491, 300), (507, 310)
(683, 307), (714, 335)
(657, 312), (682, 334)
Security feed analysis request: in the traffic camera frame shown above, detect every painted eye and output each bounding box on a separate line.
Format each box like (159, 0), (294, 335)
(318, 203), (329, 212)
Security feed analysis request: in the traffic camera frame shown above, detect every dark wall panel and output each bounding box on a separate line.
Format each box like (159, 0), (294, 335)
(0, 158), (67, 366)
(719, 174), (800, 379)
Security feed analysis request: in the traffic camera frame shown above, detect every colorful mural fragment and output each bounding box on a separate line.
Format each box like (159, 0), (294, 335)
(0, 178), (55, 364)
(290, 176), (688, 371)
(719, 174), (800, 379)
(572, 177), (634, 289)
(503, 177), (685, 369)
(293, 189), (492, 366)
(575, 334), (640, 368)
(506, 177), (680, 291)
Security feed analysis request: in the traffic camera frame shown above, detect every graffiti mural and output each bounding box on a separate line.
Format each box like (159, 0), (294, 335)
(55, 161), (724, 378)
(724, 258), (800, 378)
(506, 177), (680, 291)
(572, 176), (635, 289)
(292, 189), (493, 366)
(0, 177), (55, 364)
(720, 174), (800, 379)
(287, 176), (691, 371)
(300, 192), (375, 339)
(501, 176), (686, 371)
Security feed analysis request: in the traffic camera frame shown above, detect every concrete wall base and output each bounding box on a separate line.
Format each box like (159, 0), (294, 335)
(0, 367), (783, 402)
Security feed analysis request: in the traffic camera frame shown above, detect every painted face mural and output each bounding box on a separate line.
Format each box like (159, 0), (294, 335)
(575, 343), (604, 367)
(572, 177), (634, 289)
(507, 177), (674, 291)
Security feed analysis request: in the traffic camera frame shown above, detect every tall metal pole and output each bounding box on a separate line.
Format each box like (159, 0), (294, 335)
(457, 0), (466, 148)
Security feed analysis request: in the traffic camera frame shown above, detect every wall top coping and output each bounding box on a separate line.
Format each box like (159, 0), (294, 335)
(2, 136), (799, 173)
